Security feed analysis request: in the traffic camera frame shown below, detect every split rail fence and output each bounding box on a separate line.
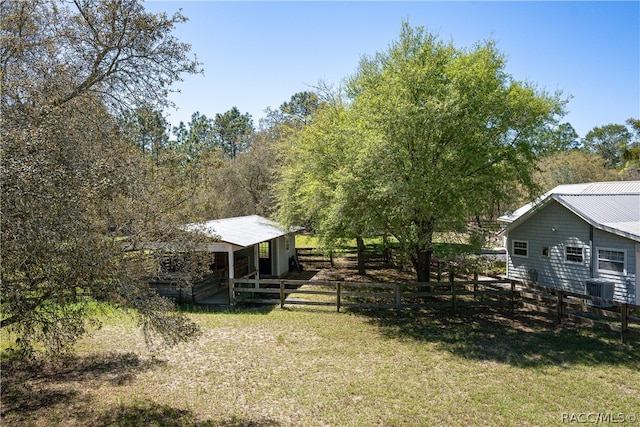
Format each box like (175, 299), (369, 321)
(229, 273), (640, 343)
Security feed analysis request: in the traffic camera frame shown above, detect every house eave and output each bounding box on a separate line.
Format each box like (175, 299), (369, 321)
(499, 194), (640, 243)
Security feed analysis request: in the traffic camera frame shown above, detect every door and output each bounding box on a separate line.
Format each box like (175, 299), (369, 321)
(259, 241), (272, 275)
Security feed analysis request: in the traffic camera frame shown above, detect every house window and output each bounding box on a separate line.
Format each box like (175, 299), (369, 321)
(513, 240), (528, 257)
(565, 246), (583, 263)
(597, 249), (625, 274)
(285, 236), (290, 251)
(541, 246), (550, 257)
(259, 242), (270, 259)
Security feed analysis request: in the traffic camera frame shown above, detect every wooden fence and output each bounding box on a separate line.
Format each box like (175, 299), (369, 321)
(229, 273), (640, 343)
(150, 274), (222, 304)
(230, 272), (513, 313)
(516, 281), (640, 344)
(295, 248), (333, 268)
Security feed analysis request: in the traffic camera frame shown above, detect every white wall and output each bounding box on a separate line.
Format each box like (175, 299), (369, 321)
(272, 233), (296, 277)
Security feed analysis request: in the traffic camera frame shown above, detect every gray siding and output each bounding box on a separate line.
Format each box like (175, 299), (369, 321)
(592, 228), (637, 303)
(507, 200), (591, 294)
(506, 200), (638, 303)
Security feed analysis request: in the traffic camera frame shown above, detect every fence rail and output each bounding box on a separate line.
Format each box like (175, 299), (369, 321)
(229, 274), (640, 343)
(515, 281), (640, 343)
(230, 273), (515, 314)
(295, 248), (333, 268)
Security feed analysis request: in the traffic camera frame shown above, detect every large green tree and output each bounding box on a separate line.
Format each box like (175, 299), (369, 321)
(280, 23), (565, 282)
(348, 25), (564, 281)
(278, 98), (375, 274)
(1, 0), (202, 356)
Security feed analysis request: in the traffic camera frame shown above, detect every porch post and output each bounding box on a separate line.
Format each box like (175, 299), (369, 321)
(228, 248), (235, 306)
(228, 249), (235, 280)
(255, 244), (260, 280)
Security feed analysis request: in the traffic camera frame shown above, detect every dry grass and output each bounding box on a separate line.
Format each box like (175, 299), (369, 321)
(2, 257), (640, 426)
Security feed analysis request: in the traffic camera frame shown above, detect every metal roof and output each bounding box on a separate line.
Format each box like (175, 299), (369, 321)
(184, 215), (291, 247)
(555, 194), (640, 241)
(499, 181), (640, 242)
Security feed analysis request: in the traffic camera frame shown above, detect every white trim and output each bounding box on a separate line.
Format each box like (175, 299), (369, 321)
(512, 240), (529, 258)
(564, 245), (585, 264)
(596, 247), (627, 275)
(228, 248), (235, 279)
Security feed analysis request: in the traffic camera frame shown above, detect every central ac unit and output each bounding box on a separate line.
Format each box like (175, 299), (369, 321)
(584, 278), (614, 308)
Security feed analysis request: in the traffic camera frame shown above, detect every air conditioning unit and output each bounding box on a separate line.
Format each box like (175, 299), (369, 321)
(584, 278), (614, 308)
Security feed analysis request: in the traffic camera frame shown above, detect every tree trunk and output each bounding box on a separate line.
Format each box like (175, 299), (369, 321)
(412, 220), (435, 284)
(356, 236), (366, 275)
(414, 248), (432, 283)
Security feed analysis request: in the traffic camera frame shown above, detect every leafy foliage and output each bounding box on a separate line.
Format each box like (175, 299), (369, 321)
(583, 123), (632, 168)
(213, 107), (254, 159)
(279, 23), (565, 281)
(1, 0), (202, 357)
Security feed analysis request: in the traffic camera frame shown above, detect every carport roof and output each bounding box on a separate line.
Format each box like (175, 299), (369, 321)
(184, 215), (294, 248)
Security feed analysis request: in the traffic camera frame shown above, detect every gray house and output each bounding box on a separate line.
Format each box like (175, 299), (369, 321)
(498, 181), (640, 304)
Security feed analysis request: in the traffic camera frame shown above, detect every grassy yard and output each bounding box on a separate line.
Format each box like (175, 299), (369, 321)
(2, 301), (639, 426)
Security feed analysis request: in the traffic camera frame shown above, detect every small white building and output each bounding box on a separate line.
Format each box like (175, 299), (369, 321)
(184, 214), (297, 280)
(499, 181), (640, 304)
(150, 215), (297, 304)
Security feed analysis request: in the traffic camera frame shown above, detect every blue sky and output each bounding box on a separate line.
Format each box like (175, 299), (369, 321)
(145, 1), (639, 139)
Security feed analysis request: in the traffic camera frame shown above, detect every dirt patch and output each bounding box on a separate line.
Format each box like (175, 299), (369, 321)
(301, 252), (416, 283)
(293, 252), (573, 336)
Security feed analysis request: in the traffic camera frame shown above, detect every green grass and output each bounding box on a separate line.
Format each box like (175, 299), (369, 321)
(2, 304), (638, 426)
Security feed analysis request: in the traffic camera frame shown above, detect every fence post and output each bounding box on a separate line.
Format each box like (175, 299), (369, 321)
(556, 290), (564, 325)
(510, 280), (516, 315)
(280, 280), (285, 309)
(450, 268), (457, 314)
(621, 303), (629, 344)
(336, 282), (341, 313)
(330, 250), (334, 267)
(473, 271), (478, 299)
(395, 283), (401, 315)
(437, 261), (442, 282)
(229, 279), (235, 307)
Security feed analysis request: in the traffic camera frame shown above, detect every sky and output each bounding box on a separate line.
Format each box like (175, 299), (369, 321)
(144, 1), (639, 139)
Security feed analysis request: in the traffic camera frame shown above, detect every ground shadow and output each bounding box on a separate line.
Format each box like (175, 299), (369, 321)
(1, 352), (282, 426)
(352, 304), (639, 369)
(1, 351), (165, 421)
(95, 402), (281, 427)
(320, 252), (639, 369)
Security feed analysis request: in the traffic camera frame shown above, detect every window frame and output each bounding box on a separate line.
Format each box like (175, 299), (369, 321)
(596, 247), (626, 275)
(564, 245), (584, 264)
(512, 240), (529, 258)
